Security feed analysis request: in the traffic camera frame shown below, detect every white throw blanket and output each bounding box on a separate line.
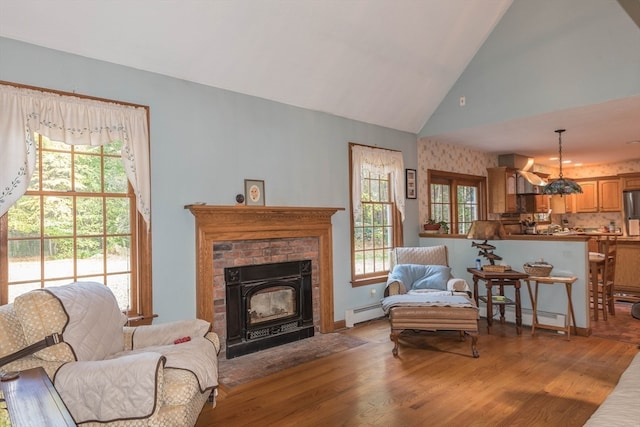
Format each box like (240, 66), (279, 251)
(381, 292), (476, 315)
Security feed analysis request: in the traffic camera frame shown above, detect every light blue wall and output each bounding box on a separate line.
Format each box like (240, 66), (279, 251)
(420, 0), (640, 137)
(0, 37), (419, 323)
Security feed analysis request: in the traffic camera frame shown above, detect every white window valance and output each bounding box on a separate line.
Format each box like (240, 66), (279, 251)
(351, 144), (405, 221)
(0, 84), (151, 228)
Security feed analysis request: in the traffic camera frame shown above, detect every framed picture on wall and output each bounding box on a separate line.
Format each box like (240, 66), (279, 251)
(244, 179), (265, 206)
(405, 169), (417, 199)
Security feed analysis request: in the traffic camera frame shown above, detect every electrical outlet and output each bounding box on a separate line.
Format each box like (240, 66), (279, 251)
(370, 288), (376, 297)
(459, 96), (466, 107)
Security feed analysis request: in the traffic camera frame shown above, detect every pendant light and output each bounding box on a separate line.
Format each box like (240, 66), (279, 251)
(542, 129), (583, 195)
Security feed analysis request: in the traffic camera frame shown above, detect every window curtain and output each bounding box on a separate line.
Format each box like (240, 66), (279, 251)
(351, 144), (405, 221)
(0, 84), (151, 228)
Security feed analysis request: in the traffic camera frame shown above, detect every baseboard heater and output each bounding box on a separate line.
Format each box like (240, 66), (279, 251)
(345, 303), (385, 327)
(479, 306), (567, 333)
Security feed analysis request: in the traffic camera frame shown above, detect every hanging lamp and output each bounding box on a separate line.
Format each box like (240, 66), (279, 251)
(542, 129), (583, 195)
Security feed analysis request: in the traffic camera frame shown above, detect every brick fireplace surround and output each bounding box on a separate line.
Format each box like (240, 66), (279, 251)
(186, 205), (343, 343)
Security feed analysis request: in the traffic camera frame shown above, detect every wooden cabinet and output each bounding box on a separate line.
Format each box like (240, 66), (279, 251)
(615, 241), (640, 302)
(550, 194), (575, 213)
(620, 173), (640, 190)
(487, 167), (517, 214)
(599, 179), (621, 211)
(518, 194), (549, 213)
(575, 180), (598, 212)
(575, 178), (621, 213)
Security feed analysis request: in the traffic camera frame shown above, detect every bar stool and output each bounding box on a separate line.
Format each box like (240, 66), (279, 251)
(590, 236), (617, 320)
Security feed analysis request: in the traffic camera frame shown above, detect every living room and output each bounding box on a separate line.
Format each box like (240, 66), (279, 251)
(1, 0), (639, 425)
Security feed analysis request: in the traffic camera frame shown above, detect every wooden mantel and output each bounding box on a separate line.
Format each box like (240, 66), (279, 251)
(186, 205), (344, 333)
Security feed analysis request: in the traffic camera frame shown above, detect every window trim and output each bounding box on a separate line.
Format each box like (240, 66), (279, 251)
(349, 142), (403, 287)
(0, 82), (153, 325)
(427, 169), (487, 235)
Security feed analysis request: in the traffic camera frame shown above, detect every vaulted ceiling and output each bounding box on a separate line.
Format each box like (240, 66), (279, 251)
(1, 0), (639, 167)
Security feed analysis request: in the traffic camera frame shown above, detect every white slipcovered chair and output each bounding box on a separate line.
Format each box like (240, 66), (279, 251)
(381, 246), (479, 357)
(0, 281), (220, 426)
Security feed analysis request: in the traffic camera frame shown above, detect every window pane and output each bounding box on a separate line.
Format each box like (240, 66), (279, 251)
(27, 152), (40, 191)
(107, 236), (130, 273)
(75, 153), (103, 192)
(106, 197), (131, 234)
(8, 242), (41, 282)
(44, 196), (73, 236)
(8, 196), (41, 238)
(77, 237), (104, 276)
(104, 157), (128, 193)
(107, 273), (131, 311)
(41, 150), (71, 191)
(103, 140), (122, 155)
(44, 237), (74, 279)
(77, 197), (104, 235)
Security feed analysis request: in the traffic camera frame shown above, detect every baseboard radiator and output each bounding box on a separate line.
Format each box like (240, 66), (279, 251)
(345, 303), (385, 327)
(479, 306), (567, 333)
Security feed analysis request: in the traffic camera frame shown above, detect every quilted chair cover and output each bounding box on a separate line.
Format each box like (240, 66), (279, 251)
(386, 246), (471, 296)
(0, 282), (220, 427)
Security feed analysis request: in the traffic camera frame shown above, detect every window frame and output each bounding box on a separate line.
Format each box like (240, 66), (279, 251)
(0, 83), (153, 325)
(349, 143), (403, 287)
(427, 169), (487, 235)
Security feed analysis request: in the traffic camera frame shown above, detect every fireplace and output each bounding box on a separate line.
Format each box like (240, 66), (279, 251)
(185, 205), (343, 340)
(225, 259), (314, 358)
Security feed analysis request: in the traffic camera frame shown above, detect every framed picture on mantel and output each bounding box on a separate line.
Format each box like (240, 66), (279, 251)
(244, 179), (265, 206)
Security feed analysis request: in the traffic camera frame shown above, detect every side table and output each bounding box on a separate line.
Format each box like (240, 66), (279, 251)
(467, 268), (529, 335)
(0, 366), (76, 426)
(525, 275), (578, 340)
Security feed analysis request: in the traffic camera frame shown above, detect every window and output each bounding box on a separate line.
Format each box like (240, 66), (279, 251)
(0, 83), (152, 323)
(428, 170), (486, 235)
(349, 143), (404, 286)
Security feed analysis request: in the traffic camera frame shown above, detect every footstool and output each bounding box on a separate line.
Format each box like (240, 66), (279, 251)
(387, 302), (479, 358)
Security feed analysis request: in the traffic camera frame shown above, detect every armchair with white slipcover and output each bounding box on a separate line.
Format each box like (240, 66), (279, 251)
(0, 281), (220, 426)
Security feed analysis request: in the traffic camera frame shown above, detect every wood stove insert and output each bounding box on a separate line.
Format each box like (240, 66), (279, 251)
(225, 259), (314, 358)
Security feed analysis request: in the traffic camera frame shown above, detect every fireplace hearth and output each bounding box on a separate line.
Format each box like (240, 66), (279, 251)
(225, 259), (314, 358)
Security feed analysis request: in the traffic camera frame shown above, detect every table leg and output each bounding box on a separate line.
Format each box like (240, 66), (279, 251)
(485, 281), (493, 334)
(472, 276), (479, 306)
(566, 282), (576, 339)
(498, 284), (506, 324)
(591, 262), (599, 321)
(514, 280), (522, 335)
(526, 280), (538, 336)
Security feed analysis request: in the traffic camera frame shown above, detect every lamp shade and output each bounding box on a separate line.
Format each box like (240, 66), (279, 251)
(466, 220), (507, 240)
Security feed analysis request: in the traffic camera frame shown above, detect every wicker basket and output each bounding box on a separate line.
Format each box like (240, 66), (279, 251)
(523, 263), (553, 277)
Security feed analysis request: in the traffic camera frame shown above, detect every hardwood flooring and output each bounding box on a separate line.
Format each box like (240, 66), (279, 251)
(196, 307), (640, 427)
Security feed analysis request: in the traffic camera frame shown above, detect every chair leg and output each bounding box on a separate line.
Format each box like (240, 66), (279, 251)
(465, 331), (479, 358)
(390, 330), (401, 357)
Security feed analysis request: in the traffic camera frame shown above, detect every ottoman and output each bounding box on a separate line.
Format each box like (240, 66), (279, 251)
(388, 304), (479, 358)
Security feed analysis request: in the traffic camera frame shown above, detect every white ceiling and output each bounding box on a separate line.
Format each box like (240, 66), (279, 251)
(1, 0), (639, 168)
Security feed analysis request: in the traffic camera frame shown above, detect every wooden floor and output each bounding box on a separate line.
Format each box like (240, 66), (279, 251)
(196, 311), (639, 427)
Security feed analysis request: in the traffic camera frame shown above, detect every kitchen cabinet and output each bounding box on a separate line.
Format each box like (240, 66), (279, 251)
(615, 241), (640, 302)
(575, 178), (621, 213)
(487, 167), (517, 214)
(620, 172), (640, 190)
(550, 194), (575, 214)
(575, 180), (598, 212)
(518, 194), (549, 213)
(599, 179), (621, 211)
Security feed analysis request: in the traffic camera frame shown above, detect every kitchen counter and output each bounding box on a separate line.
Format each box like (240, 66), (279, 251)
(419, 232), (640, 241)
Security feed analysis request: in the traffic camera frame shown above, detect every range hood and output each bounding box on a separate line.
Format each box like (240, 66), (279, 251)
(498, 154), (548, 186)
